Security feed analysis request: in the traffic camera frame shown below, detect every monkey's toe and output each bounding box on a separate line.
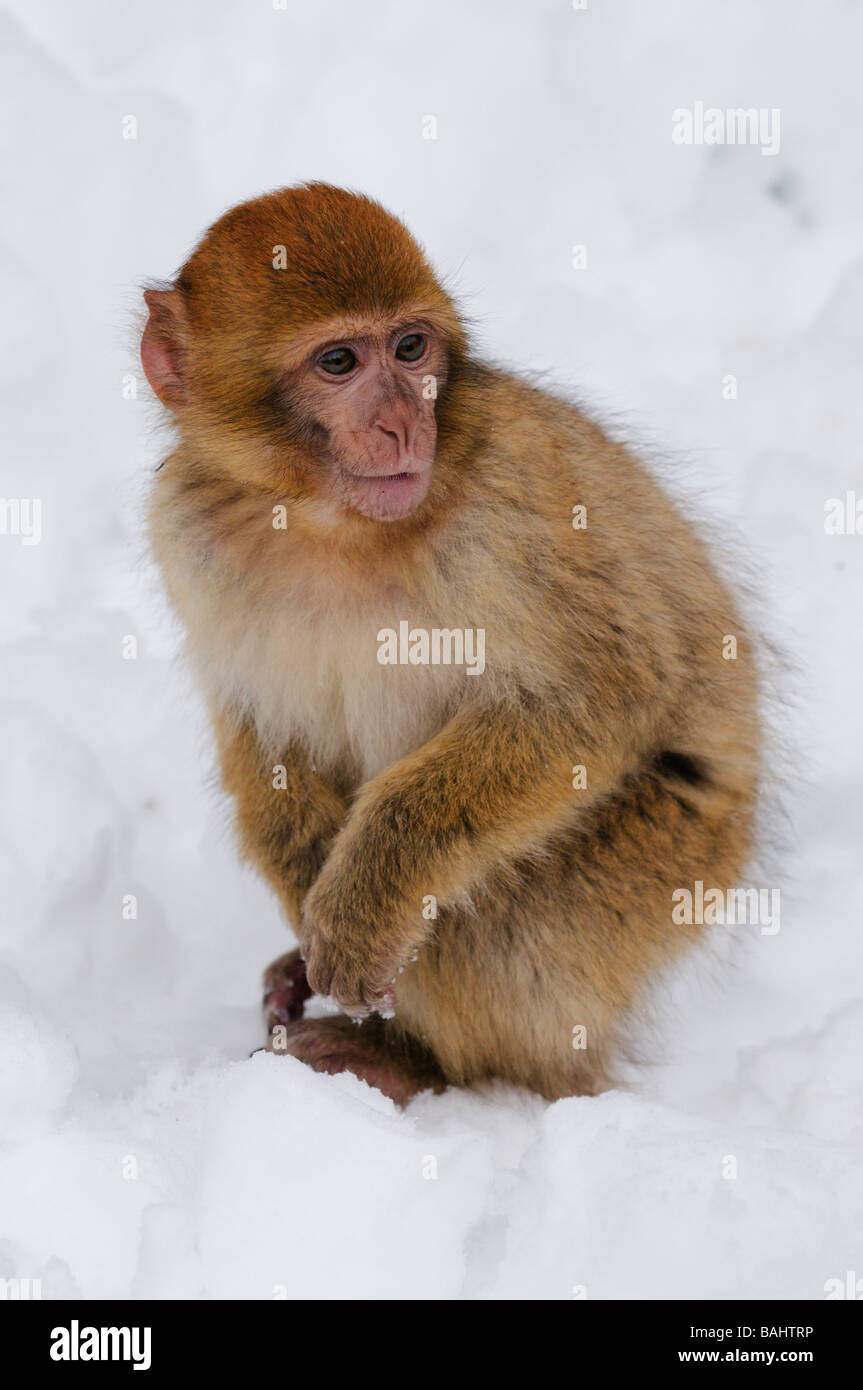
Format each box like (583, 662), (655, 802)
(262, 948), (313, 1030)
(267, 1016), (445, 1107)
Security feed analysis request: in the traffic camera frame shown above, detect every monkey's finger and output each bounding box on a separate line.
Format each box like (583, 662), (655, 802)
(336, 997), (373, 1021)
(322, 969), (379, 1019)
(334, 975), (396, 1019)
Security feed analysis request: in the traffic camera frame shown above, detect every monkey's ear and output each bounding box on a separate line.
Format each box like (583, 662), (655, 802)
(141, 288), (188, 409)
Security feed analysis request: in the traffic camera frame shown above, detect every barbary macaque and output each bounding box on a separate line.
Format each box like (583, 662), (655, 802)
(142, 183), (760, 1104)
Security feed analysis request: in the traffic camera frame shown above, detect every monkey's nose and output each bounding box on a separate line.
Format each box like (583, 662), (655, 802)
(375, 394), (419, 439)
(375, 423), (406, 451)
(369, 416), (411, 469)
(373, 415), (409, 449)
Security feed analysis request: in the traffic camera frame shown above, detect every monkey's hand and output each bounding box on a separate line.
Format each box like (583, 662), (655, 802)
(300, 852), (409, 1018)
(300, 692), (629, 1016)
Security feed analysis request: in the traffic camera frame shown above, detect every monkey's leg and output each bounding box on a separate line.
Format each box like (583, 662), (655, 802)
(266, 1015), (446, 1106)
(212, 707), (350, 926)
(393, 760), (756, 1100)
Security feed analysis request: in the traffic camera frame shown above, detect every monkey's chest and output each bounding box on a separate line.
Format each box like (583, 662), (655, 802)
(193, 590), (466, 783)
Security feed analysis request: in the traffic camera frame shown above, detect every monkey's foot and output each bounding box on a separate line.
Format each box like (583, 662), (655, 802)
(262, 948), (313, 1031)
(265, 1016), (445, 1107)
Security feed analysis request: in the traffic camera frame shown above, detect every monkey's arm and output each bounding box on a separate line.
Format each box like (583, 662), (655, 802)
(301, 690), (647, 1014)
(212, 709), (350, 927)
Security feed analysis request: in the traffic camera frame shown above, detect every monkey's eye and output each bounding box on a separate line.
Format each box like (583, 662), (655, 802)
(318, 346), (357, 376)
(395, 332), (427, 363)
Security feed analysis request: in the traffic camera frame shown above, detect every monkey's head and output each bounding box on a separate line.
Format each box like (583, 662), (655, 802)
(141, 183), (472, 526)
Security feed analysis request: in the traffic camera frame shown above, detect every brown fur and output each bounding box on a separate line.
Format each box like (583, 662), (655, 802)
(144, 182), (760, 1103)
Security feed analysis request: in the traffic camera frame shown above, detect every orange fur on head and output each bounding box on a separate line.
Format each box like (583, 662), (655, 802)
(145, 183), (479, 534)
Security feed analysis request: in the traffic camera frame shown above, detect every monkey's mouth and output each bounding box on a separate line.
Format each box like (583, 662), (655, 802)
(341, 465), (432, 522)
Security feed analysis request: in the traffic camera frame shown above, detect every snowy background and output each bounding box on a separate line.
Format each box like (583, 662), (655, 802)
(1, 0), (861, 1300)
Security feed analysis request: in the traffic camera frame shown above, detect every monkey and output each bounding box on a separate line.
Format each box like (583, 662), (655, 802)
(141, 182), (760, 1106)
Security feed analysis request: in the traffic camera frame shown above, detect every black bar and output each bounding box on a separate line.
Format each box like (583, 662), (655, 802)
(2, 1298), (860, 1375)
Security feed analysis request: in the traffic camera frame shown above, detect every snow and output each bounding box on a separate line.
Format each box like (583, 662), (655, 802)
(1, 0), (861, 1300)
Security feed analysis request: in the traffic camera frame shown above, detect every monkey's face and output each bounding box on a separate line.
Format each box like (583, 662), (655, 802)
(141, 185), (470, 531)
(277, 312), (447, 523)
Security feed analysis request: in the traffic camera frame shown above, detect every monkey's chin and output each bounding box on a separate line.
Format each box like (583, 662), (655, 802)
(342, 467), (433, 522)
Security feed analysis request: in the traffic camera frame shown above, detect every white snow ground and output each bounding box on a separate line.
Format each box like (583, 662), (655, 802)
(1, 0), (861, 1301)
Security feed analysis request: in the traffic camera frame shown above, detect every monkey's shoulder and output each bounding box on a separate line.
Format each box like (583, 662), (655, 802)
(459, 365), (698, 577)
